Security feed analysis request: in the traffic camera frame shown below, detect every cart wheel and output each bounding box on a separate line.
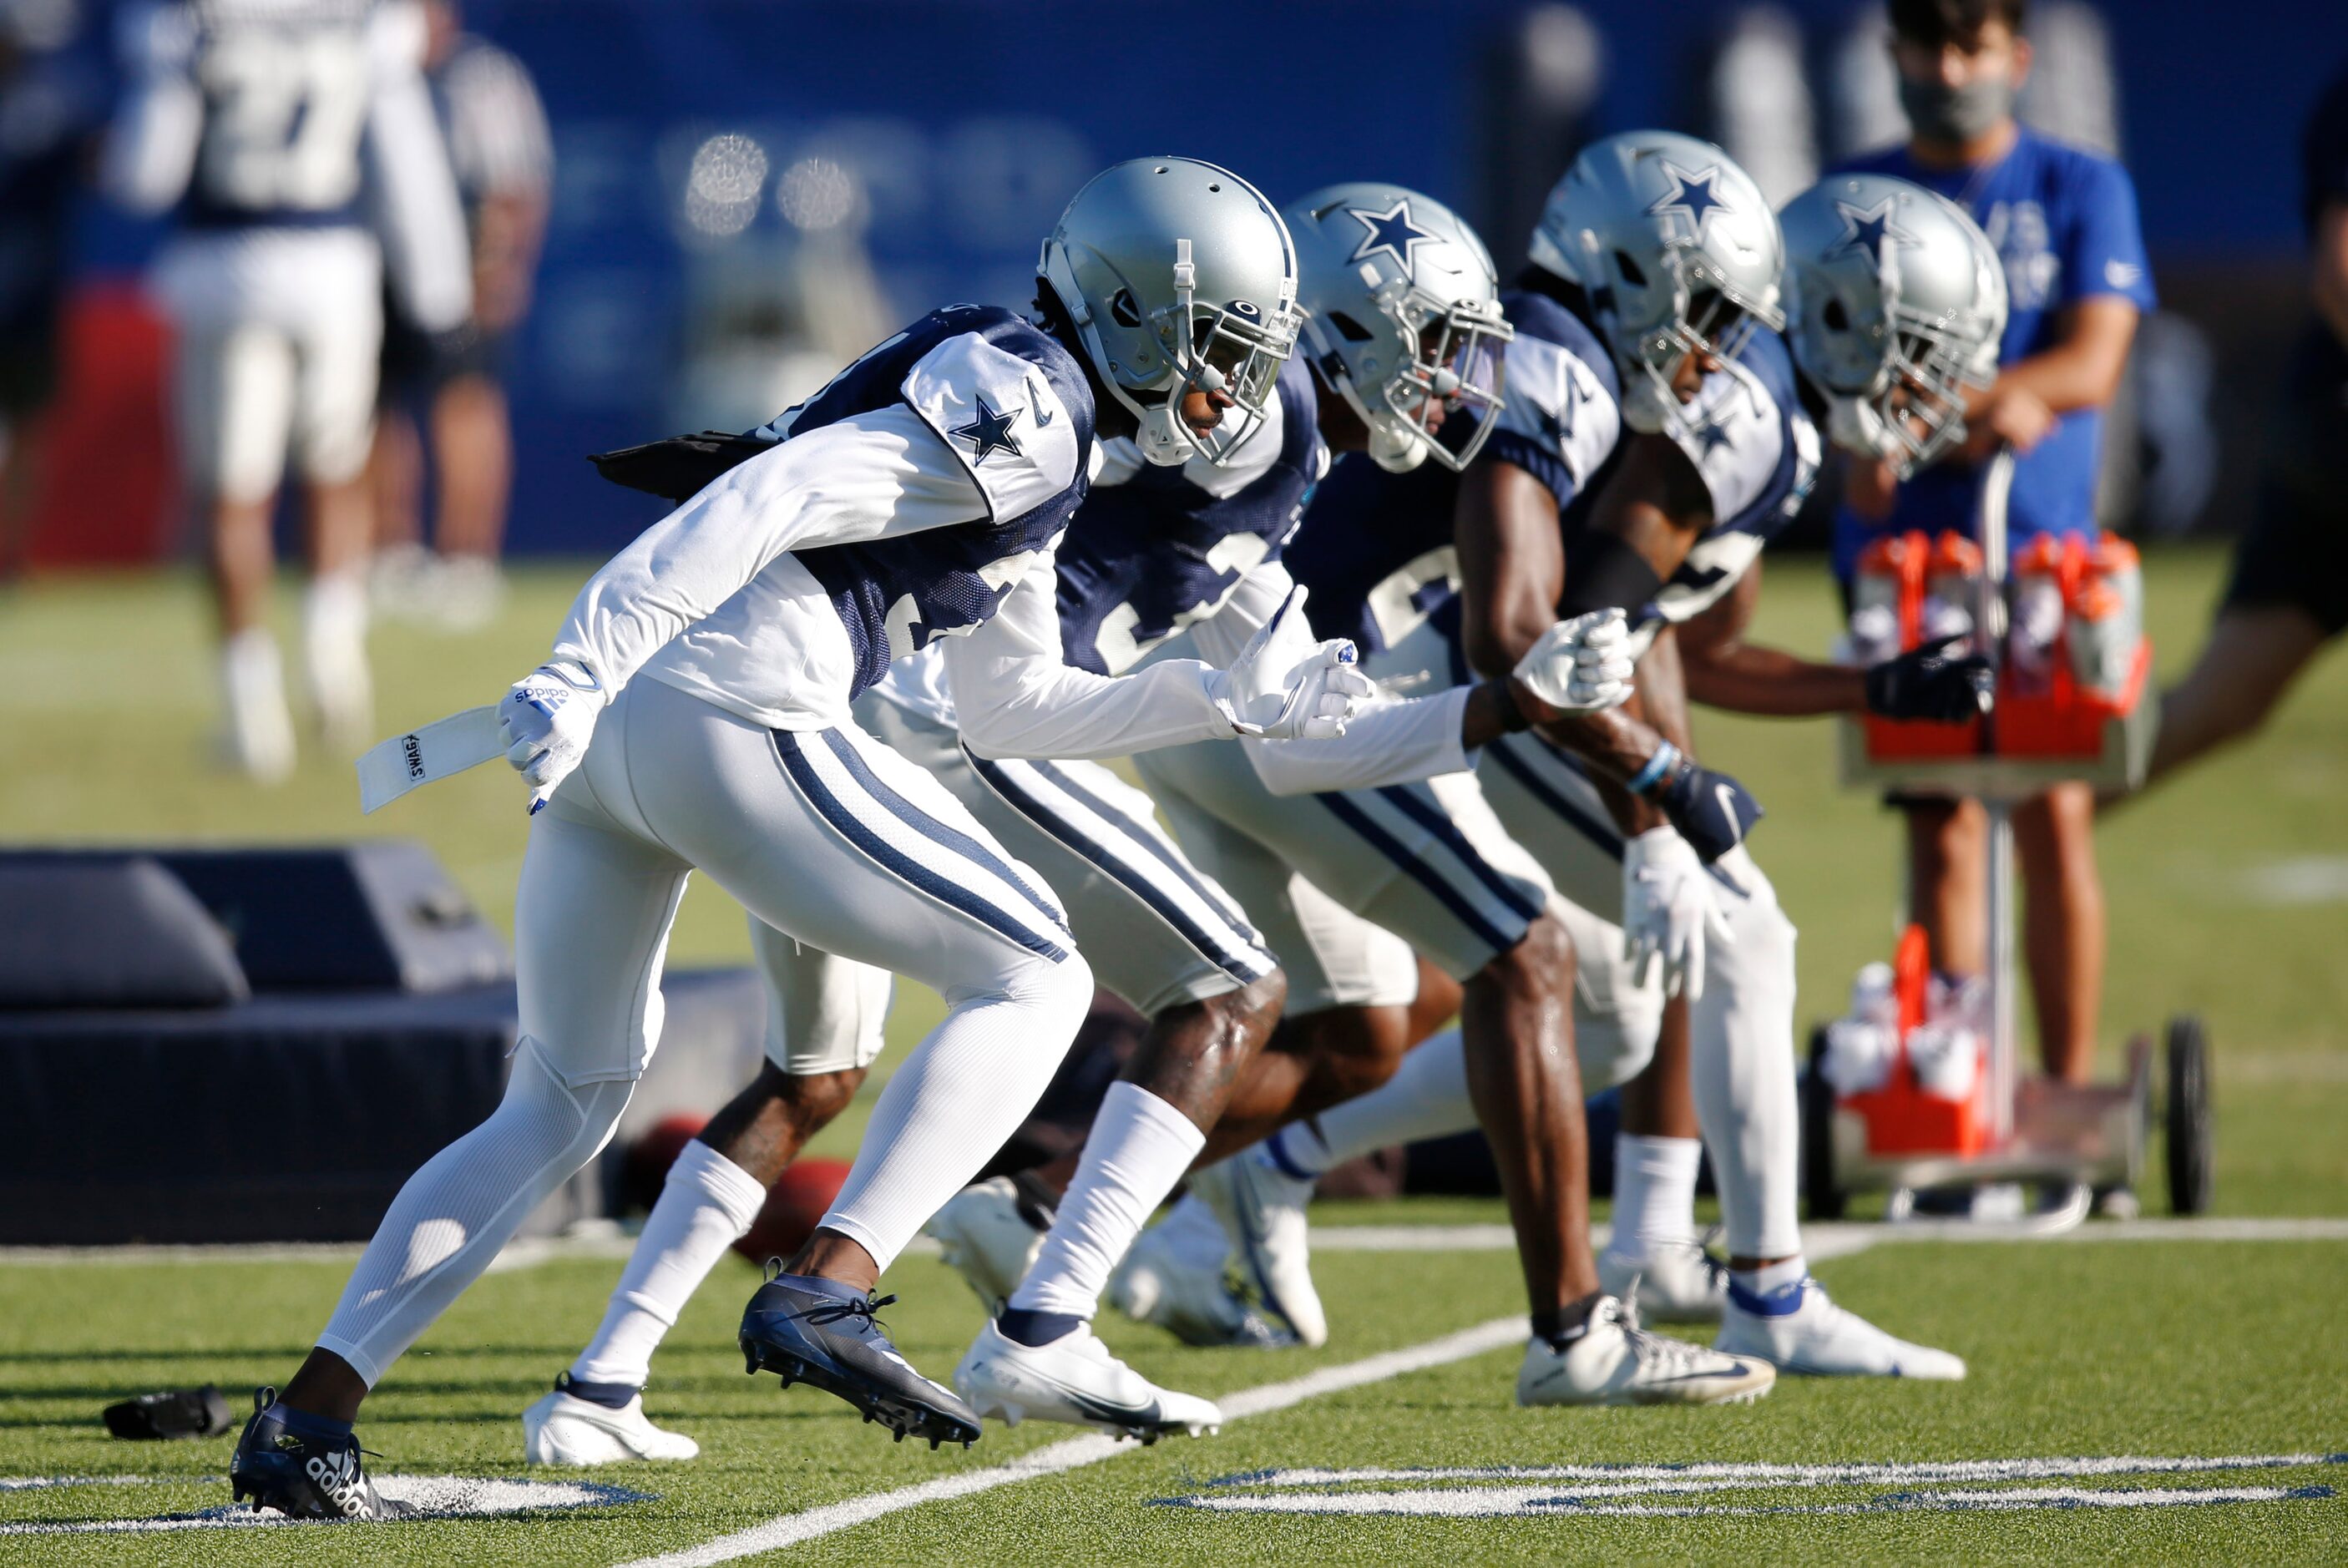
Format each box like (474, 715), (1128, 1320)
(1803, 1024), (1845, 1221)
(2164, 1015), (2214, 1215)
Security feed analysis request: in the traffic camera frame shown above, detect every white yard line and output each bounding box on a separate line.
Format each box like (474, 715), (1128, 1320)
(610, 1316), (1531, 1568)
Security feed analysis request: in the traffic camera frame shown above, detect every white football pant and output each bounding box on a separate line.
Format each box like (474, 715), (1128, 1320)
(313, 677), (1091, 1385)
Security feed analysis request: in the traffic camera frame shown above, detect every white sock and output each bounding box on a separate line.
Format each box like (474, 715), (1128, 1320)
(1301, 1028), (1477, 1169)
(302, 570), (372, 748)
(220, 628), (295, 781)
(1607, 1133), (1701, 1262)
(819, 960), (1088, 1272)
(570, 1140), (768, 1389)
(1010, 1082), (1205, 1319)
(316, 1040), (632, 1388)
(1688, 896), (1805, 1260)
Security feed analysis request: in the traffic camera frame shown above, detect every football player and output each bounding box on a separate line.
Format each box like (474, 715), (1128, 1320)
(1112, 180), (1781, 1411)
(1183, 135), (1966, 1383)
(524, 183), (1640, 1462)
(103, 0), (473, 780)
(225, 157), (1369, 1519)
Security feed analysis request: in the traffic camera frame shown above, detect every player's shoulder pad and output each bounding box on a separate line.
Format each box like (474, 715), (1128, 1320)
(1492, 287), (1621, 488)
(115, 1), (195, 73)
(1668, 335), (1793, 529)
(901, 308), (1090, 524)
(369, 0), (432, 76)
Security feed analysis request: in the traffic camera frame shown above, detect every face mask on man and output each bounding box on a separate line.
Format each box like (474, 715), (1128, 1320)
(1899, 72), (2017, 144)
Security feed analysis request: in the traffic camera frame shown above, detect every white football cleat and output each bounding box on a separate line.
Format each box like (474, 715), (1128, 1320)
(924, 1177), (1046, 1316)
(1187, 1150), (1326, 1347)
(1516, 1296), (1775, 1407)
(1110, 1211), (1290, 1348)
(1716, 1277), (1966, 1380)
(953, 1321), (1221, 1444)
(522, 1383), (700, 1464)
(1598, 1238), (1728, 1323)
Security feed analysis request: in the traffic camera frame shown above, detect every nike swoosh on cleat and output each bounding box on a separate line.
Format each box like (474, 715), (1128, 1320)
(1052, 1386), (1166, 1429)
(1649, 1363), (1760, 1383)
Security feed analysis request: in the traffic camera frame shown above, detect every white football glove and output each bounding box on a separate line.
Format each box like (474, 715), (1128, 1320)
(1512, 608), (1635, 713)
(501, 660), (606, 814)
(1207, 585), (1374, 741)
(1622, 827), (1733, 1000)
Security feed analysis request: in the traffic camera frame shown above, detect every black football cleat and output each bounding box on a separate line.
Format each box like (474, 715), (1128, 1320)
(739, 1268), (982, 1449)
(228, 1388), (414, 1521)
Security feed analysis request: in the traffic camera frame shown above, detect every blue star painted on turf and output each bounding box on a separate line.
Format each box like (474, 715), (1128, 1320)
(1347, 199), (1438, 278)
(949, 394), (1025, 466)
(1828, 198), (1922, 265)
(1646, 161), (1728, 241)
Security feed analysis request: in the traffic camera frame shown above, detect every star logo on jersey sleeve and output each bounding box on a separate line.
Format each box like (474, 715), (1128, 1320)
(1347, 199), (1438, 277)
(949, 393), (1025, 466)
(1645, 162), (1728, 241)
(1828, 198), (1922, 265)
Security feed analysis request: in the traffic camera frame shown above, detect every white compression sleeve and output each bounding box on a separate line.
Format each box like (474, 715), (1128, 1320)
(554, 407), (987, 695)
(1606, 1133), (1702, 1264)
(316, 1039), (633, 1387)
(817, 956), (1092, 1272)
(570, 1140), (769, 1389)
(1304, 1028), (1479, 1167)
(1688, 882), (1804, 1260)
(1010, 1081), (1207, 1319)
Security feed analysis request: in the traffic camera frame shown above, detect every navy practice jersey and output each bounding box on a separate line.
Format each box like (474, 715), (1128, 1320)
(774, 306), (1098, 696)
(1289, 276), (1815, 663)
(1056, 356), (1326, 675)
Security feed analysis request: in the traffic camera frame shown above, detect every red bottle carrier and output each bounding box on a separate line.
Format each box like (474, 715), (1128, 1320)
(1855, 529), (2148, 766)
(1834, 925), (1993, 1158)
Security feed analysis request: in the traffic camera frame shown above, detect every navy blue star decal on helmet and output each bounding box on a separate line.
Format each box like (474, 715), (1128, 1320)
(1645, 161), (1728, 241)
(1346, 199), (1438, 277)
(949, 394), (1025, 465)
(1827, 197), (1923, 265)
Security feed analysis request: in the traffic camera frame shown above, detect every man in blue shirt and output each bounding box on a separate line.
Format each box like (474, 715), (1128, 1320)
(1834, 0), (2152, 1085)
(2141, 59), (2348, 785)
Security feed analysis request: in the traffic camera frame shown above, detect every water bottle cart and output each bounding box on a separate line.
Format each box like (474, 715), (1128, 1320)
(1806, 450), (2212, 1231)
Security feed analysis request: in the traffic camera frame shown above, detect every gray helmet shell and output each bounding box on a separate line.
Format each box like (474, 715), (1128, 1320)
(1040, 157), (1303, 466)
(1780, 173), (2006, 476)
(1530, 130), (1784, 440)
(1285, 182), (1512, 473)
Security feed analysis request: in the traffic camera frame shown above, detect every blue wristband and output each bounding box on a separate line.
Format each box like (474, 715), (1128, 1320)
(1627, 741), (1681, 797)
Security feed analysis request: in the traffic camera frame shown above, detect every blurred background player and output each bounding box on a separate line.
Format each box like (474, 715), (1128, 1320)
(0, 2), (95, 581)
(369, 0), (550, 631)
(2141, 58), (2348, 785)
(102, 0), (471, 781)
(1831, 0), (2151, 1083)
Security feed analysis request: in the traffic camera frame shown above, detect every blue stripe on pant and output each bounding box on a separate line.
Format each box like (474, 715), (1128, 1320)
(771, 729), (1071, 963)
(964, 749), (1274, 986)
(1314, 790), (1526, 956)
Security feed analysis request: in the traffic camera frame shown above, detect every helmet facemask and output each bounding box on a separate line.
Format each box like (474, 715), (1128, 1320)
(1824, 252), (1999, 478)
(1592, 233), (1780, 443)
(1313, 271), (1512, 473)
(1050, 235), (1303, 468)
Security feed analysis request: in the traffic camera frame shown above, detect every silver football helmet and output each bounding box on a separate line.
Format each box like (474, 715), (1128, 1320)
(1284, 183), (1513, 473)
(1780, 174), (2006, 477)
(1040, 157), (1303, 467)
(1529, 130), (1784, 440)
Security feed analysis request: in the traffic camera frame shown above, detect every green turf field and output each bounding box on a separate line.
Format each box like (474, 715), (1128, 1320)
(1, 549), (2343, 1561)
